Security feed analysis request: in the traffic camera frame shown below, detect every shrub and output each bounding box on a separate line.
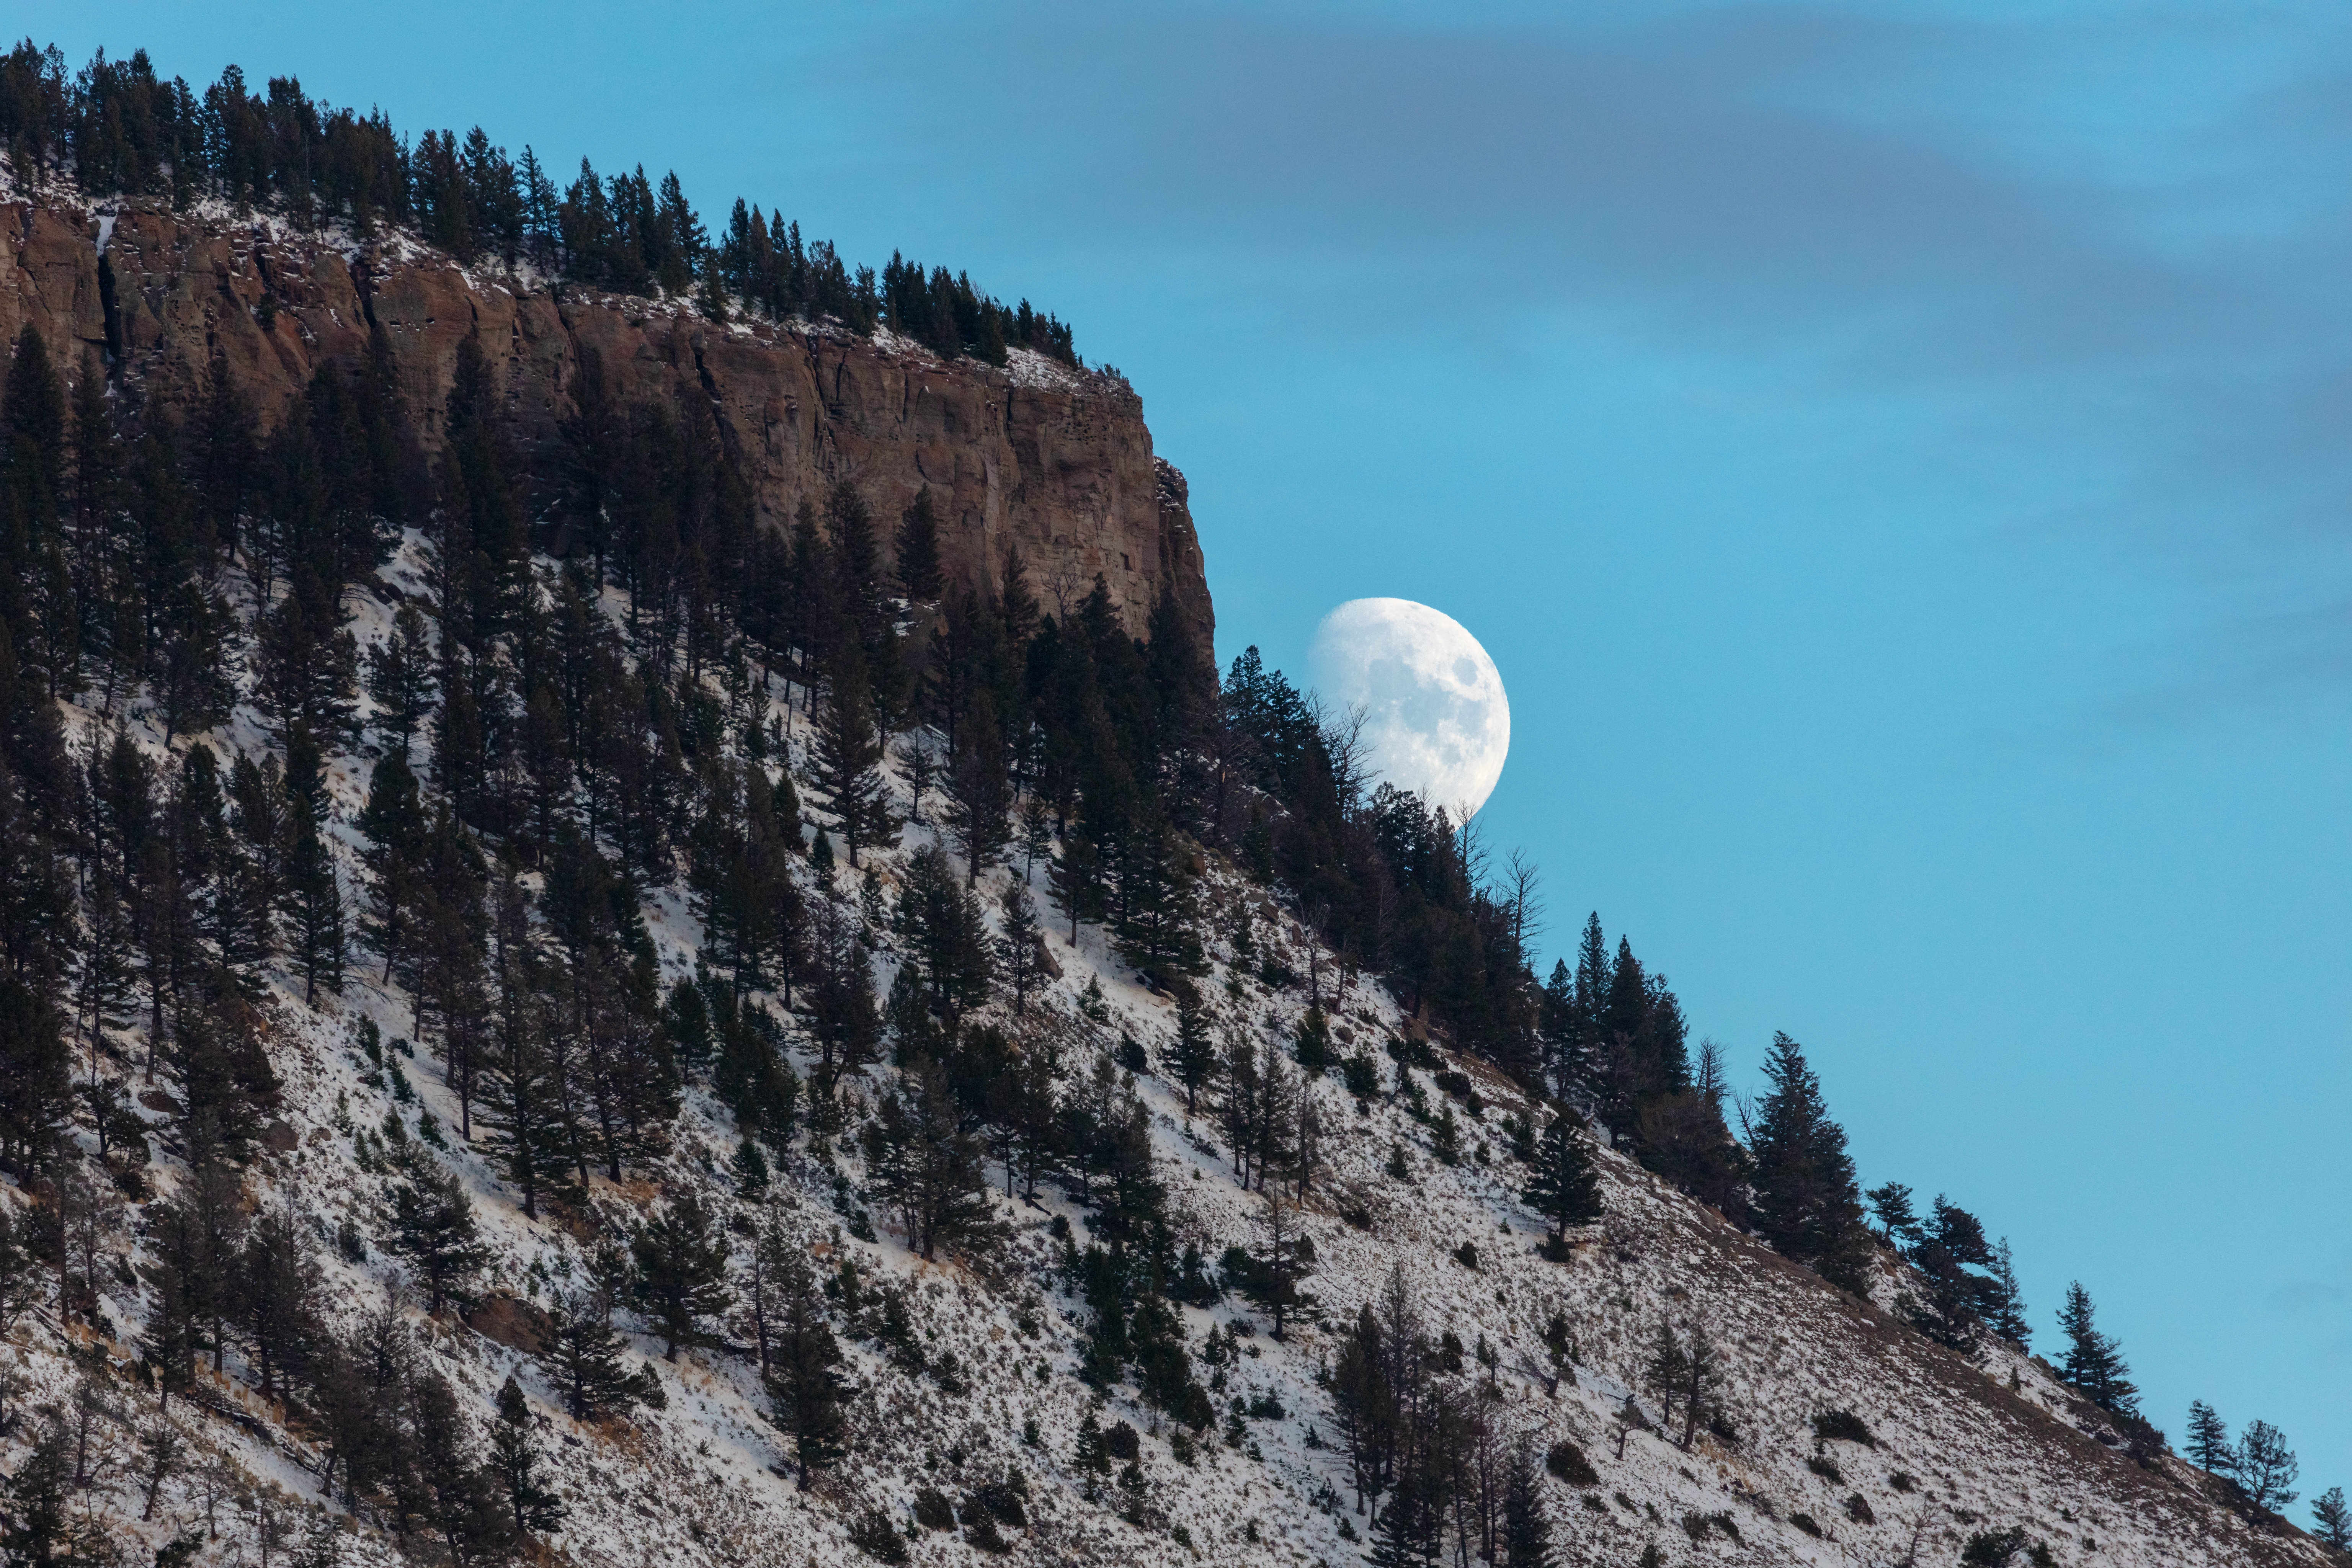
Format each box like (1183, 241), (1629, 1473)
(1455, 1242), (1480, 1270)
(1812, 1409), (1876, 1448)
(965, 1514), (1012, 1553)
(1808, 1455), (1844, 1484)
(1961, 1527), (2035, 1566)
(1791, 1512), (1823, 1538)
(849, 1509), (911, 1564)
(1888, 1471), (1917, 1493)
(912, 1488), (956, 1532)
(1106, 1420), (1141, 1461)
(1679, 1512), (1739, 1542)
(970, 1474), (1027, 1527)
(1844, 1493), (1876, 1525)
(1546, 1440), (1600, 1488)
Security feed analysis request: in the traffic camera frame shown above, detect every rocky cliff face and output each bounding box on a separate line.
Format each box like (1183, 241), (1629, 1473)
(0, 198), (1210, 643)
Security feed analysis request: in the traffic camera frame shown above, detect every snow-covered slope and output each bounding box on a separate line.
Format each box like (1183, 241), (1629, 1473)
(0, 553), (2320, 1568)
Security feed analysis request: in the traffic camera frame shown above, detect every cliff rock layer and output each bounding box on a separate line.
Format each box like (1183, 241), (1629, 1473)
(0, 199), (1210, 642)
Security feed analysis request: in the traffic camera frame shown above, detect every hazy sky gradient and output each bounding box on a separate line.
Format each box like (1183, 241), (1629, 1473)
(48, 0), (2352, 1491)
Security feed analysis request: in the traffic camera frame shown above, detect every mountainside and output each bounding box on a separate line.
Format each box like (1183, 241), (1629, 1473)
(0, 123), (2334, 1568)
(0, 196), (1209, 646)
(0, 665), (2327, 1568)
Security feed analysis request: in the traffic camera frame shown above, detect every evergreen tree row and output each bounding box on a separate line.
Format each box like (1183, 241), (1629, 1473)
(0, 41), (1081, 365)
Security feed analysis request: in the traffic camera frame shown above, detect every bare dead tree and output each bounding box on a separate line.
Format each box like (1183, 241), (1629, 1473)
(1694, 1037), (1731, 1112)
(1308, 697), (1374, 820)
(1453, 807), (1491, 896)
(1502, 848), (1544, 971)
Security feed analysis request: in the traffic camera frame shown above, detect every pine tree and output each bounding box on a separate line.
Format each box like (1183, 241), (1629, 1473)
(1523, 1115), (1602, 1247)
(1985, 1237), (2030, 1346)
(1165, 984), (1217, 1116)
(1368, 1464), (1442, 1568)
(811, 644), (891, 866)
(410, 1368), (519, 1564)
(357, 752), (428, 980)
(1215, 1034), (1267, 1189)
(2237, 1420), (2300, 1513)
(764, 1249), (848, 1488)
(946, 690), (1011, 883)
(631, 1195), (731, 1357)
(2185, 1400), (2233, 1475)
(2310, 1486), (2350, 1550)
(1002, 1040), (1060, 1203)
(388, 1167), (489, 1317)
(480, 876), (564, 1220)
(256, 568), (359, 743)
(364, 601), (439, 755)
(1747, 1032), (1869, 1292)
(544, 1293), (642, 1420)
(860, 1058), (1000, 1260)
(235, 1206), (318, 1404)
(1019, 795), (1050, 882)
(2, 327), (70, 695)
(283, 792), (344, 1004)
(487, 1374), (565, 1535)
(0, 1426), (78, 1566)
(894, 487), (942, 601)
(1230, 1191), (1314, 1340)
(0, 975), (69, 1178)
(1571, 913), (1608, 1060)
(1642, 1320), (1689, 1431)
(996, 878), (1045, 1014)
(1864, 1181), (1921, 1245)
(1904, 1195), (1997, 1355)
(1294, 1005), (1333, 1076)
(2053, 1282), (2141, 1421)
(1047, 818), (1106, 943)
(1111, 805), (1204, 979)
(1676, 1320), (1726, 1448)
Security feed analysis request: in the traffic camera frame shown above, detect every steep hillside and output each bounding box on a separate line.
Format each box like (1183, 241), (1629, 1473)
(0, 550), (2323, 1568)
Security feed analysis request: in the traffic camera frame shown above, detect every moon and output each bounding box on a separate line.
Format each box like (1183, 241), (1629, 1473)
(1308, 598), (1510, 819)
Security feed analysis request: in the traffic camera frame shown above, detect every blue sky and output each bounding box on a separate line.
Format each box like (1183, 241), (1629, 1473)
(50, 0), (2352, 1497)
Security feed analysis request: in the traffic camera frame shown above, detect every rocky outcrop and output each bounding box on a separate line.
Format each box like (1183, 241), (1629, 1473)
(0, 199), (1210, 644)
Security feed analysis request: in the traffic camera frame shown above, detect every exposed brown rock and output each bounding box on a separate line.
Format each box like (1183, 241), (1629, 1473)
(463, 1292), (552, 1355)
(0, 199), (1210, 644)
